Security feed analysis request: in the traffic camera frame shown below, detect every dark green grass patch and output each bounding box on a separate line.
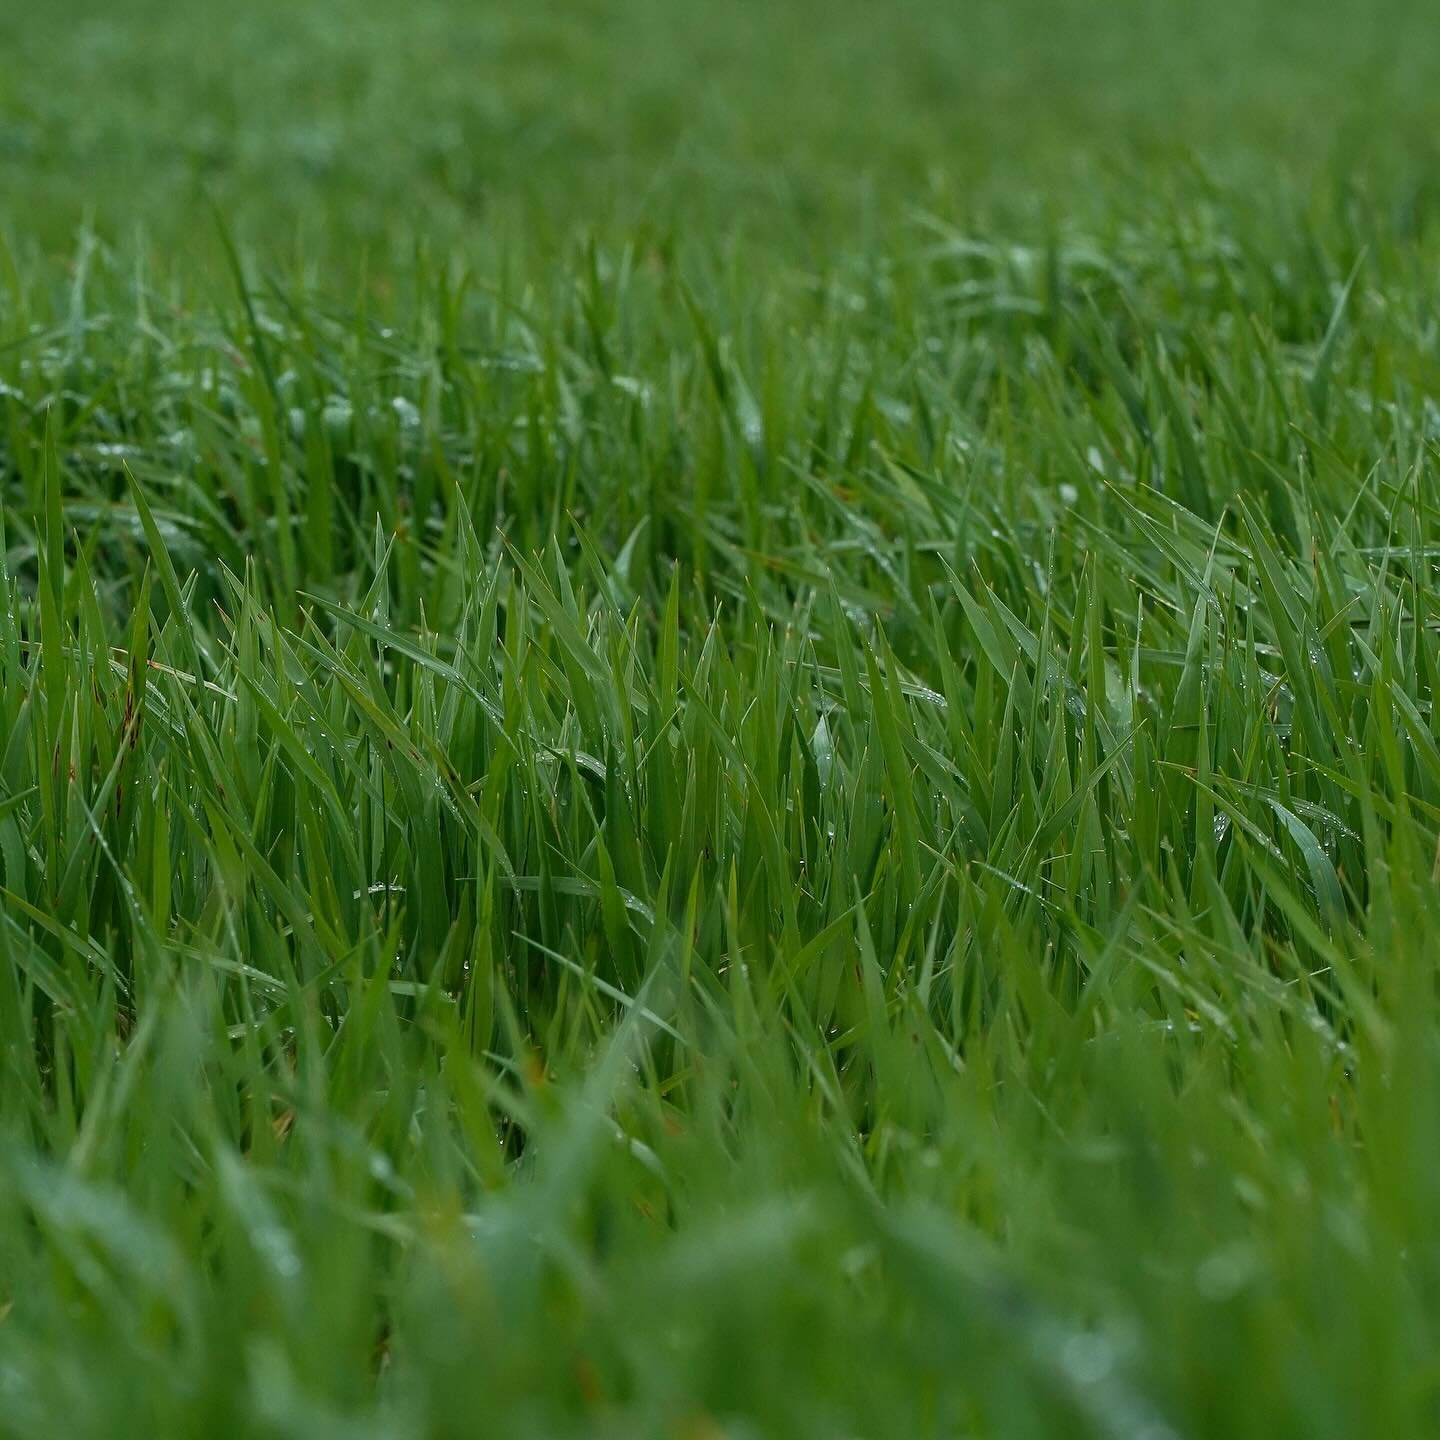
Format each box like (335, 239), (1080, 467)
(5, 2), (1440, 1436)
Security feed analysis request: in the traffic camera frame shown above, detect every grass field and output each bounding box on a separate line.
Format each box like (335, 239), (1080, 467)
(5, 2), (1440, 1435)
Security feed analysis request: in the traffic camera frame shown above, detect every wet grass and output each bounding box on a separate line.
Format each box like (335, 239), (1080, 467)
(5, 1), (1440, 1436)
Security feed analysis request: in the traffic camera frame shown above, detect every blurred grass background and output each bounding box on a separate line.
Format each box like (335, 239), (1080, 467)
(4, 0), (1439, 264)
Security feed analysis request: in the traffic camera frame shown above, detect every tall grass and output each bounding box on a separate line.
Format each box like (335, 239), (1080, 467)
(5, 1), (1440, 1435)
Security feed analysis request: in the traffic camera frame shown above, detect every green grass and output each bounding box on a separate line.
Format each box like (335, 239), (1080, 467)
(5, 1), (1440, 1435)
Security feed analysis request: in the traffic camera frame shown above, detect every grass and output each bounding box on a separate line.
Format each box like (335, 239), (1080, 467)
(5, 1), (1440, 1435)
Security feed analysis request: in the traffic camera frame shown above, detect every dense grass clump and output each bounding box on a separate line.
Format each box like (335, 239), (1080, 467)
(5, 1), (1440, 1436)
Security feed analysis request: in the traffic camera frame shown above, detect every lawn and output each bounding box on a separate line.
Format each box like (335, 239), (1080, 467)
(4, 1), (1440, 1436)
